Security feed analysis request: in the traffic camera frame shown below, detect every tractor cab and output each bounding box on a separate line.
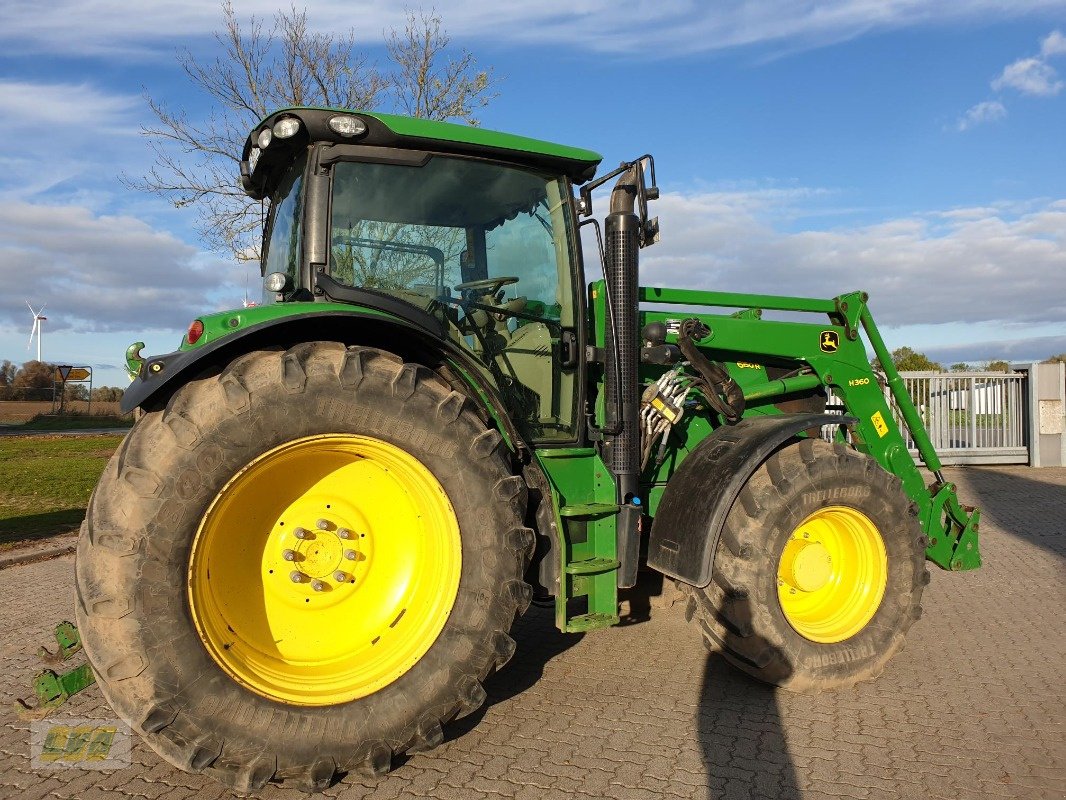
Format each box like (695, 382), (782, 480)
(243, 107), (603, 442)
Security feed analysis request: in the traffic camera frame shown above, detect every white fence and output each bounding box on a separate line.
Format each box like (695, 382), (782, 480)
(829, 371), (1029, 466)
(890, 372), (1028, 465)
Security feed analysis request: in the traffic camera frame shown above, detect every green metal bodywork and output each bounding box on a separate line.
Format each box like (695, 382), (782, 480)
(257, 106), (603, 167)
(178, 303), (392, 351)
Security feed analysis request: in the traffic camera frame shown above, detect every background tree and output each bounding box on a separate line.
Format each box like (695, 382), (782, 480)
(8, 361), (57, 401)
(131, 2), (498, 263)
(950, 362), (970, 372)
(982, 360), (1010, 372)
(0, 360), (15, 399)
(872, 346), (942, 372)
(91, 386), (126, 402)
(1044, 353), (1066, 364)
(64, 383), (90, 402)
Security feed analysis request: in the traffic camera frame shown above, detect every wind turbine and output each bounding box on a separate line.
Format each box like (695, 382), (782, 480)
(26, 301), (46, 363)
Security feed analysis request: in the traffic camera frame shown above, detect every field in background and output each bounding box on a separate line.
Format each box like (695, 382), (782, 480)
(0, 400), (123, 424)
(0, 434), (125, 546)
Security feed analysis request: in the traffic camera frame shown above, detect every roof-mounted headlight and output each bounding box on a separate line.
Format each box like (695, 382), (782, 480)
(247, 146), (262, 172)
(328, 114), (367, 138)
(273, 117), (301, 139)
(256, 128), (272, 149)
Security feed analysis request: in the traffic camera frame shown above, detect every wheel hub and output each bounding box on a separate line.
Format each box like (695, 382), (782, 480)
(779, 538), (833, 593)
(284, 522), (356, 585)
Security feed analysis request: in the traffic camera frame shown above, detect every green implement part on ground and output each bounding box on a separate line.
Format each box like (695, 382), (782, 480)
(82, 106), (981, 793)
(16, 622), (96, 719)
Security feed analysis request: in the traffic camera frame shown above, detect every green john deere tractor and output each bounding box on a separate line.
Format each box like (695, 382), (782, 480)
(76, 107), (981, 792)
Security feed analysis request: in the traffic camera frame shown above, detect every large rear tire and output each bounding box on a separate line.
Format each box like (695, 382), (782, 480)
(75, 343), (534, 792)
(681, 438), (928, 691)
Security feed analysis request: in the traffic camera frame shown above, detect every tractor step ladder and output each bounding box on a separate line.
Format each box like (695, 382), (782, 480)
(536, 450), (621, 633)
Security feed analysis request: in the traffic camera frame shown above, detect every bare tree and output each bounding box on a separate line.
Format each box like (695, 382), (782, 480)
(386, 9), (496, 121)
(130, 3), (498, 263)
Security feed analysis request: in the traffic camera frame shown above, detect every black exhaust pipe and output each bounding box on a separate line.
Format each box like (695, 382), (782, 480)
(603, 167), (642, 588)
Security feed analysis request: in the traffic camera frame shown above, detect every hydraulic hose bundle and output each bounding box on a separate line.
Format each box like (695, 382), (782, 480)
(637, 318), (746, 473)
(639, 366), (691, 470)
(675, 319), (745, 424)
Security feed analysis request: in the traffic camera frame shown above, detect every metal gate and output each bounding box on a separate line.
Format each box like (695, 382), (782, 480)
(827, 371), (1029, 465)
(890, 372), (1029, 465)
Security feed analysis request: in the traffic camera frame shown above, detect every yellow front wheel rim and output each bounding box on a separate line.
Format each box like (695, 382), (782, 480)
(777, 506), (887, 644)
(188, 434), (462, 706)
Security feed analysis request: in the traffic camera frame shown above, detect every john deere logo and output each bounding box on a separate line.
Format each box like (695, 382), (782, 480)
(819, 331), (840, 353)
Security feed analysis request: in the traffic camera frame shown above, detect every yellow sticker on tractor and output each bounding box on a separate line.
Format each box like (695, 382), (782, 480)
(871, 411), (889, 438)
(651, 396), (680, 423)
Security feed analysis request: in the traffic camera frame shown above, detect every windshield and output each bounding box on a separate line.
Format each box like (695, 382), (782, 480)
(329, 155), (579, 441)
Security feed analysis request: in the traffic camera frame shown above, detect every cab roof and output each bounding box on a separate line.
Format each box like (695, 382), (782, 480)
(241, 107), (603, 199)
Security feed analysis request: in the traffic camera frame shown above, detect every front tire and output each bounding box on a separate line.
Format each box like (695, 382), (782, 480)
(681, 438), (928, 691)
(75, 343), (534, 792)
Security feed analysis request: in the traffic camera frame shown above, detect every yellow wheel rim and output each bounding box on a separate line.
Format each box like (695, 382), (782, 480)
(188, 434), (462, 706)
(777, 506), (887, 644)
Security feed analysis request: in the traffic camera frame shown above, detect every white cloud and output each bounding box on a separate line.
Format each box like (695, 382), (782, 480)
(991, 56), (1064, 96)
(0, 79), (139, 130)
(0, 201), (247, 334)
(955, 28), (1066, 132)
(2, 1), (1066, 57)
(956, 100), (1007, 131)
(640, 189), (1066, 330)
(1040, 29), (1066, 57)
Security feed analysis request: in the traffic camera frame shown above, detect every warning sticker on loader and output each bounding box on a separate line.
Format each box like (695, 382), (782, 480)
(871, 411), (889, 438)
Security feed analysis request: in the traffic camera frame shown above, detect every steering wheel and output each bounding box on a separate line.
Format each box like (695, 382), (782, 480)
(455, 276), (519, 295)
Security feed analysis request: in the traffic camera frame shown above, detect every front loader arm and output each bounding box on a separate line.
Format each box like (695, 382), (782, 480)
(633, 286), (981, 571)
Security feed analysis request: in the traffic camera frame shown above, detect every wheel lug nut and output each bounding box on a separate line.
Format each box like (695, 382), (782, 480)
(290, 571), (305, 583)
(312, 580), (326, 592)
(344, 549), (357, 561)
(333, 570), (348, 582)
(282, 549), (297, 561)
(294, 527), (311, 540)
(337, 528), (352, 539)
(316, 519), (330, 530)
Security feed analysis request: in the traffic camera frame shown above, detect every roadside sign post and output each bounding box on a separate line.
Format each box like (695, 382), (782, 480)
(51, 366), (93, 415)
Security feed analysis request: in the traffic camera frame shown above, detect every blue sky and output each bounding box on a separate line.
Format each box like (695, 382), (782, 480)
(1, 1), (1064, 386)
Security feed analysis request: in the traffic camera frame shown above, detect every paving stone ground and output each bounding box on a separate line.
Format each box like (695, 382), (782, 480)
(1, 465), (1063, 800)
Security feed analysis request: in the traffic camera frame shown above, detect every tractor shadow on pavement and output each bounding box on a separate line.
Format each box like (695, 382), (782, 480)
(697, 630), (802, 799)
(443, 602), (584, 746)
(952, 466), (1066, 561)
(446, 569), (673, 746)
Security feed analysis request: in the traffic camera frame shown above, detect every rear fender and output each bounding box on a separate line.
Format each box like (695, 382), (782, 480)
(647, 413), (854, 587)
(121, 310), (528, 457)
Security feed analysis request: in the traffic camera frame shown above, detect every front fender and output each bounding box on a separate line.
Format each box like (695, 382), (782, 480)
(647, 413), (855, 587)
